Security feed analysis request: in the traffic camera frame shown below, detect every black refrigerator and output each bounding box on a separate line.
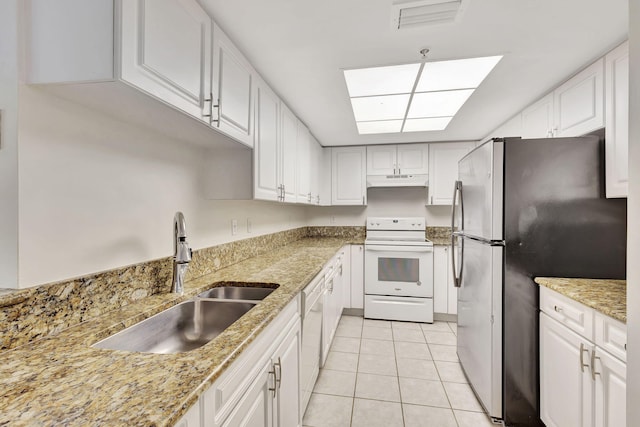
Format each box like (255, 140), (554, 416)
(451, 132), (626, 426)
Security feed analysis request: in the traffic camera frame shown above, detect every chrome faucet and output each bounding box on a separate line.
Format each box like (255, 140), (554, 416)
(172, 212), (192, 295)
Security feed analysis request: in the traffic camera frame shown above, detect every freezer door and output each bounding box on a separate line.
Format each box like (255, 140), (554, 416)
(457, 237), (503, 419)
(458, 140), (504, 241)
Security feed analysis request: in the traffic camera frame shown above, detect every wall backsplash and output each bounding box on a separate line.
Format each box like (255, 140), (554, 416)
(0, 226), (363, 351)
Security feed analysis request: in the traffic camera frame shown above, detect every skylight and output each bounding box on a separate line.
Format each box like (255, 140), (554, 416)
(343, 55), (502, 134)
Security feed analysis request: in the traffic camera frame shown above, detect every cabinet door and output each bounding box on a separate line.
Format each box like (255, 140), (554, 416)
(212, 23), (254, 147)
(221, 361), (274, 427)
(332, 147), (367, 205)
(540, 314), (593, 427)
(521, 93), (554, 138)
(341, 248), (352, 309)
(433, 246), (448, 314)
(175, 399), (202, 427)
(605, 41), (629, 198)
(296, 123), (312, 203)
(273, 319), (301, 427)
(594, 347), (626, 427)
(309, 136), (322, 204)
(554, 58), (604, 137)
(397, 144), (429, 175)
(280, 103), (298, 202)
(254, 80), (280, 201)
(427, 142), (475, 205)
(350, 245), (364, 310)
(366, 145), (397, 175)
(120, 0), (212, 122)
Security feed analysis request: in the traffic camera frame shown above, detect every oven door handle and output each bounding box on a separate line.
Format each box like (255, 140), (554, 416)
(365, 245), (433, 253)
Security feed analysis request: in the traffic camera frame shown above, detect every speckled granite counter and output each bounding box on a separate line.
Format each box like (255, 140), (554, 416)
(426, 226), (452, 246)
(0, 236), (361, 426)
(535, 277), (626, 323)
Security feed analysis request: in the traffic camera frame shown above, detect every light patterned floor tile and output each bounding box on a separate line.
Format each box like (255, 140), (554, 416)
(393, 328), (426, 343)
(360, 338), (395, 356)
(454, 409), (496, 427)
(324, 351), (359, 372)
(420, 321), (453, 332)
(443, 381), (484, 412)
(423, 331), (457, 345)
(339, 315), (364, 327)
(397, 357), (440, 380)
(403, 404), (458, 427)
(355, 373), (401, 402)
(303, 393), (353, 427)
(435, 361), (468, 383)
(428, 344), (459, 361)
(330, 336), (360, 353)
(336, 323), (362, 338)
(391, 321), (422, 330)
(364, 318), (392, 328)
(399, 377), (450, 408)
(358, 353), (397, 376)
(351, 398), (404, 427)
(362, 326), (394, 341)
(394, 341), (432, 360)
(313, 369), (356, 397)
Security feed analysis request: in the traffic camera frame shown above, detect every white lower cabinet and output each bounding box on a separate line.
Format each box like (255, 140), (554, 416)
(350, 245), (364, 310)
(175, 400), (203, 427)
(433, 246), (456, 315)
(200, 299), (301, 427)
(321, 253), (344, 365)
(540, 287), (626, 427)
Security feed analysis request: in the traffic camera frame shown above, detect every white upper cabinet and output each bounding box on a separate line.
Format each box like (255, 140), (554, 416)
(484, 113), (523, 141)
(367, 145), (397, 175)
(332, 147), (367, 205)
(427, 142), (475, 205)
(280, 103), (298, 203)
(554, 58), (604, 137)
(296, 123), (312, 203)
(254, 79), (280, 202)
(309, 136), (323, 205)
(521, 93), (555, 138)
(397, 144), (429, 175)
(212, 23), (255, 148)
(604, 41), (629, 198)
(366, 144), (428, 176)
(119, 0), (212, 123)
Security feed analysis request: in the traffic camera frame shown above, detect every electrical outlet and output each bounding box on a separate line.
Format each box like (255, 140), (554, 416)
(247, 218), (252, 233)
(231, 219), (238, 235)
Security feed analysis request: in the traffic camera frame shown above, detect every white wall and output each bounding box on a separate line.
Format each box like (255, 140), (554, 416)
(627, 0), (639, 420)
(306, 187), (452, 227)
(17, 86), (307, 288)
(0, 0), (19, 288)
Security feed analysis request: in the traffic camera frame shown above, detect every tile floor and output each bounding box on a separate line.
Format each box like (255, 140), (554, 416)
(302, 316), (498, 427)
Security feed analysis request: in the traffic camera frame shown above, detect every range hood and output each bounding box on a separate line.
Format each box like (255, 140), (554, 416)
(366, 174), (429, 188)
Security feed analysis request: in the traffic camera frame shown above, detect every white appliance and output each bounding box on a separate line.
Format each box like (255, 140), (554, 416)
(364, 217), (434, 323)
(366, 174), (428, 188)
(300, 273), (324, 413)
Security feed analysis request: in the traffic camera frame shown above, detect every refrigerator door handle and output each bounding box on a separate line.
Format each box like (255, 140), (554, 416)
(451, 180), (464, 287)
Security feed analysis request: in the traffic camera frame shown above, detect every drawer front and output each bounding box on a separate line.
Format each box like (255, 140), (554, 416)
(595, 312), (627, 362)
(364, 295), (433, 323)
(540, 287), (594, 340)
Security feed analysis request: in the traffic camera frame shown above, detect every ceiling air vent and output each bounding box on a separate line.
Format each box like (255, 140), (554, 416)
(391, 0), (465, 30)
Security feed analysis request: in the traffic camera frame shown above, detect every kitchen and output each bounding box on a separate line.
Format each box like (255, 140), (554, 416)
(0, 0), (638, 426)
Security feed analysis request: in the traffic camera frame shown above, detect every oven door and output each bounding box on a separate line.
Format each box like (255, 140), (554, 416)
(364, 244), (433, 297)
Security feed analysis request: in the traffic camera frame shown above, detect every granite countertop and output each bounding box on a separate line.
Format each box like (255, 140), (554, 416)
(535, 277), (627, 323)
(0, 236), (360, 426)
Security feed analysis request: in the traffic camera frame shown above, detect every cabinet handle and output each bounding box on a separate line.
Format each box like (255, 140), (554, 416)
(268, 368), (277, 397)
(212, 97), (221, 127)
(553, 305), (563, 313)
(590, 350), (601, 381)
(579, 343), (589, 373)
(339, 265), (343, 275)
(274, 357), (282, 389)
(362, 196), (365, 205)
(359, 246), (363, 251)
(395, 287), (401, 291)
(308, 192), (312, 203)
(430, 196), (433, 204)
(203, 92), (214, 121)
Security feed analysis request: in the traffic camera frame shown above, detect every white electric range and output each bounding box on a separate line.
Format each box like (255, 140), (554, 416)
(364, 217), (434, 323)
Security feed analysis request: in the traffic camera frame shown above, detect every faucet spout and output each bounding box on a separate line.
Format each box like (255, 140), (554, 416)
(172, 212), (192, 294)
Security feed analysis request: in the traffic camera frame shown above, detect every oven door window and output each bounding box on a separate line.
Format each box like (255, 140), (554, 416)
(378, 257), (419, 282)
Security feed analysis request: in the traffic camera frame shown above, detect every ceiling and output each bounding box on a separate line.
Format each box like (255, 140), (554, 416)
(199, 0), (628, 146)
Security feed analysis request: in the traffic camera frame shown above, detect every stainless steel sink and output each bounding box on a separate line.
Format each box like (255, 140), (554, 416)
(197, 285), (276, 301)
(92, 300), (256, 354)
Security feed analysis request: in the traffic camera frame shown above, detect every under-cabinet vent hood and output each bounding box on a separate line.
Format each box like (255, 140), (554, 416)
(367, 174), (428, 188)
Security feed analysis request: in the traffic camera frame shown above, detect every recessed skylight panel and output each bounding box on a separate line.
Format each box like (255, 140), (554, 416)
(350, 94), (411, 122)
(344, 63), (421, 97)
(403, 117), (452, 132)
(407, 89), (474, 118)
(416, 56), (502, 92)
(357, 120), (404, 134)
(343, 55), (502, 135)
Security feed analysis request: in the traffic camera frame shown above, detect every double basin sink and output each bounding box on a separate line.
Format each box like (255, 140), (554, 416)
(93, 284), (277, 354)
